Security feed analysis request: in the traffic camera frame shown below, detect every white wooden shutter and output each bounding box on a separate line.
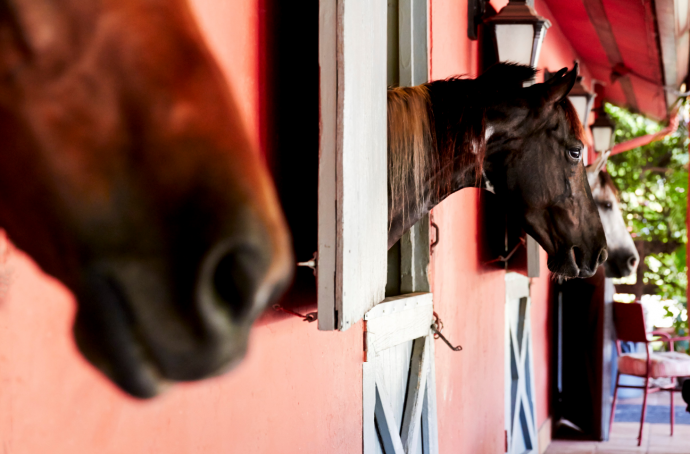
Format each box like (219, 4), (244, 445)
(505, 273), (538, 454)
(318, 0), (388, 331)
(363, 293), (439, 454)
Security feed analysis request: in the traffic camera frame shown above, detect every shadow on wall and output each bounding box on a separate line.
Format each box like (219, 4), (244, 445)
(259, 0), (320, 324)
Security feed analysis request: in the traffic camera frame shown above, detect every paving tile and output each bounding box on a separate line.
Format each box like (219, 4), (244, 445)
(545, 445), (596, 454)
(597, 442), (647, 453)
(648, 424), (674, 436)
(647, 447), (690, 454)
(546, 441), (598, 454)
(595, 450), (647, 454)
(620, 393), (686, 407)
(546, 423), (690, 454)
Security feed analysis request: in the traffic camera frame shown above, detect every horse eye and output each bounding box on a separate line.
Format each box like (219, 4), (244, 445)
(605, 202), (612, 210)
(567, 148), (581, 161)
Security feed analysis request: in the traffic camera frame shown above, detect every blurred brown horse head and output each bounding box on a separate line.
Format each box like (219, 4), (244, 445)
(0, 0), (293, 397)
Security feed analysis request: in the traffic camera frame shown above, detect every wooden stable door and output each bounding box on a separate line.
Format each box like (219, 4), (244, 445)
(505, 273), (539, 454)
(318, 0), (437, 452)
(363, 293), (439, 454)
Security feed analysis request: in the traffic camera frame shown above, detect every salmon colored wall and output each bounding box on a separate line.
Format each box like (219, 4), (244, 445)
(0, 1), (363, 453)
(188, 0), (262, 152)
(0, 1), (600, 452)
(0, 250), (363, 453)
(527, 0), (598, 429)
(431, 0), (599, 438)
(430, 191), (507, 454)
(430, 0), (479, 78)
(429, 2), (506, 452)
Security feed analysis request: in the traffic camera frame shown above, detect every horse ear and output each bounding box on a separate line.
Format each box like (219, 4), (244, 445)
(544, 62), (579, 104)
(479, 63), (537, 90)
(586, 149), (609, 187)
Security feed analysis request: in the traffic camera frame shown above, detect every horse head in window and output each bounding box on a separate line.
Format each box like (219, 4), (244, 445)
(388, 63), (607, 278)
(586, 151), (639, 278)
(0, 0), (293, 397)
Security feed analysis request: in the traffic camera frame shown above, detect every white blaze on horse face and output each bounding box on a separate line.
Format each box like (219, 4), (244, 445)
(591, 177), (639, 278)
(485, 126), (494, 143)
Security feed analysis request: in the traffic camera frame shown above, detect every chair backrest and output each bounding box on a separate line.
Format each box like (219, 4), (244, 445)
(612, 302), (648, 343)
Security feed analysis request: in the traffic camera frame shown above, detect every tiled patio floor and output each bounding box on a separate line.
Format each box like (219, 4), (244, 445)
(545, 423), (690, 454)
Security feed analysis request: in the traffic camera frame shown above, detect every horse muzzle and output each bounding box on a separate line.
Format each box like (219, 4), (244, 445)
(73, 240), (291, 398)
(605, 249), (639, 278)
(547, 244), (607, 279)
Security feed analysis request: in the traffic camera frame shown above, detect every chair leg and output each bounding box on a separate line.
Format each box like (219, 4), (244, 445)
(638, 376), (650, 447)
(609, 372), (620, 437)
(670, 387), (674, 436)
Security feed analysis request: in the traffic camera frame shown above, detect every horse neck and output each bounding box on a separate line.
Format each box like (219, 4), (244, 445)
(387, 80), (486, 247)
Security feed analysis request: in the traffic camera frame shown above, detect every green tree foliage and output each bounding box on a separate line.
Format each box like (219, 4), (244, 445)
(605, 103), (688, 338)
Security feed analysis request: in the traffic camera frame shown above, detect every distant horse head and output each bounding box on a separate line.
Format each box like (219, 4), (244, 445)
(388, 63), (607, 279)
(586, 151), (639, 278)
(0, 0), (292, 397)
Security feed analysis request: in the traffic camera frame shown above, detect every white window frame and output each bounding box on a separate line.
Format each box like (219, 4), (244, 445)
(318, 0), (388, 331)
(317, 0), (431, 332)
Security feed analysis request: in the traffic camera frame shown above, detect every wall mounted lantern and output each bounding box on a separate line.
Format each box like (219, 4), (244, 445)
(484, 0), (550, 278)
(568, 76), (596, 128)
(590, 106), (616, 153)
(485, 0), (551, 68)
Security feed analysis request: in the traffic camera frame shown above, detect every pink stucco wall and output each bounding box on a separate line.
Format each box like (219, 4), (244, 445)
(0, 1), (363, 453)
(0, 249), (363, 453)
(431, 0), (599, 437)
(429, 2), (506, 451)
(0, 0), (598, 452)
(430, 191), (507, 454)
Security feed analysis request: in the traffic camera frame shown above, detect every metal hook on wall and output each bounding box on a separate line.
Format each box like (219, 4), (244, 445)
(431, 312), (462, 352)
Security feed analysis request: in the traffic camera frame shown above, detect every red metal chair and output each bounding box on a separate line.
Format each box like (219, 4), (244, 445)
(610, 302), (690, 446)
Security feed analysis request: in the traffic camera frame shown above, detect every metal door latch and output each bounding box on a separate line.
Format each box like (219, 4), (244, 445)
(297, 252), (317, 276)
(431, 312), (462, 352)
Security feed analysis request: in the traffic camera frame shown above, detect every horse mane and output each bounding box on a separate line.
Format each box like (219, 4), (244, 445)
(387, 63), (536, 227)
(560, 97), (586, 143)
(387, 85), (435, 227)
(597, 169), (619, 198)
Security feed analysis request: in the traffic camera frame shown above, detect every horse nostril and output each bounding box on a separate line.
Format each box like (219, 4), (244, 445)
(628, 255), (637, 269)
(597, 248), (608, 267)
(212, 247), (261, 320)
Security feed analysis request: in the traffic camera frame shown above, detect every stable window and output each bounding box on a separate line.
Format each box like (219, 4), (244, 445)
(317, 0), (432, 326)
(319, 0), (439, 452)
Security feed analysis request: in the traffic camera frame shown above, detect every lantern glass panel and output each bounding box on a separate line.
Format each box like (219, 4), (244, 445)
(568, 95), (588, 127)
(495, 24), (534, 66)
(592, 126), (613, 153)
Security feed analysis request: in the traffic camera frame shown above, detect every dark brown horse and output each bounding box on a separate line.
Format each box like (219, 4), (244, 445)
(0, 0), (292, 397)
(388, 63), (607, 278)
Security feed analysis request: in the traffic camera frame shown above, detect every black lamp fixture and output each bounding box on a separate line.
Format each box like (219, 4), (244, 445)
(590, 106), (616, 153)
(484, 0), (550, 278)
(568, 75), (596, 128)
(485, 0), (551, 69)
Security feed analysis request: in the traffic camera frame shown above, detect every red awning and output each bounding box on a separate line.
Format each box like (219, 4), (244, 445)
(543, 0), (688, 121)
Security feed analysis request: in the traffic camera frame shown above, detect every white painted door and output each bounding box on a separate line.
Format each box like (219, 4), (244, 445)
(505, 273), (538, 454)
(317, 0), (388, 331)
(363, 293), (439, 454)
